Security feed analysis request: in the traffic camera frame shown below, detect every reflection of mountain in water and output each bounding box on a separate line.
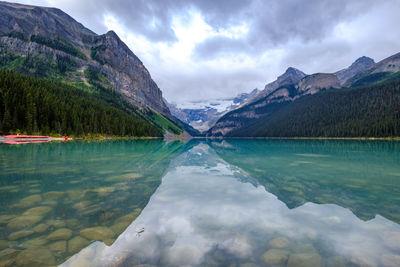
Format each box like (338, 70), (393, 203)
(0, 140), (195, 264)
(62, 143), (400, 267)
(210, 139), (400, 223)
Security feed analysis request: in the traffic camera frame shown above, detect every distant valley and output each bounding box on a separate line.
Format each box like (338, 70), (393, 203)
(165, 88), (259, 131)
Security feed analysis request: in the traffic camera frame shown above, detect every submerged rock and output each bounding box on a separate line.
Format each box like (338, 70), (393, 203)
(21, 194), (42, 203)
(72, 200), (91, 210)
(15, 247), (55, 266)
(33, 223), (50, 233)
(22, 206), (52, 216)
(291, 243), (318, 254)
(47, 228), (72, 240)
(68, 236), (90, 254)
(80, 226), (115, 243)
(11, 194), (43, 209)
(0, 248), (19, 266)
(92, 187), (115, 197)
(43, 191), (65, 200)
(268, 237), (290, 249)
(8, 230), (34, 240)
(114, 214), (136, 224)
(261, 248), (289, 265)
(110, 221), (130, 234)
(66, 219), (80, 229)
(46, 219), (66, 228)
(0, 239), (9, 249)
(287, 252), (322, 267)
(0, 248), (19, 259)
(28, 189), (41, 194)
(0, 215), (16, 225)
(49, 240), (67, 253)
(7, 215), (43, 229)
(22, 236), (48, 248)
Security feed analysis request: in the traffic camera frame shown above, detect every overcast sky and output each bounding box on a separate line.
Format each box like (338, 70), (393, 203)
(13, 0), (400, 104)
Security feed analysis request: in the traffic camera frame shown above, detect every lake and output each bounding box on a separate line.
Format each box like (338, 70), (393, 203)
(0, 139), (399, 266)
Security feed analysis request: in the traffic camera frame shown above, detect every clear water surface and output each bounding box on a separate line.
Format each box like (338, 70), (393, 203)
(0, 139), (399, 267)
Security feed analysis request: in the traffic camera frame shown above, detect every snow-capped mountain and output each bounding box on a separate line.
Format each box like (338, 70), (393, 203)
(165, 89), (259, 132)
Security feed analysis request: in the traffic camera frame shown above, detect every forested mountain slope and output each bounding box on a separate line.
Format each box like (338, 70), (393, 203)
(0, 1), (196, 136)
(0, 70), (162, 136)
(228, 79), (400, 137)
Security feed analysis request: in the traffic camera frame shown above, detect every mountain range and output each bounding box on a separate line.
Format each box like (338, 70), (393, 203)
(207, 52), (400, 137)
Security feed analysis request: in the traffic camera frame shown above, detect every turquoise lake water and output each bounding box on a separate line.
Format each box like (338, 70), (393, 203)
(0, 139), (399, 266)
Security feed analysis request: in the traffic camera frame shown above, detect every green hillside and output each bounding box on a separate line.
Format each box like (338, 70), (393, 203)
(229, 79), (400, 137)
(0, 70), (162, 137)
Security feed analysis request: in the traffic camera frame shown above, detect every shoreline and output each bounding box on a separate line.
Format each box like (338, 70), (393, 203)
(1, 135), (400, 142)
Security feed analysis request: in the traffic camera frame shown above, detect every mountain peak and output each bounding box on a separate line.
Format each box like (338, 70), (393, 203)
(285, 66), (301, 74)
(106, 30), (118, 38)
(278, 67), (306, 82)
(352, 56), (375, 67)
(335, 56), (375, 85)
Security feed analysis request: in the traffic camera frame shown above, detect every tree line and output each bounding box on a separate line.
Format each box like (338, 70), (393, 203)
(0, 70), (162, 137)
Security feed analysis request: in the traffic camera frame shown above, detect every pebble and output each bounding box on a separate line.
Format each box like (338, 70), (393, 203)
(33, 223), (50, 233)
(22, 206), (52, 216)
(43, 191), (65, 200)
(68, 236), (90, 254)
(8, 230), (34, 241)
(268, 237), (290, 249)
(72, 201), (91, 210)
(47, 228), (72, 240)
(0, 215), (15, 225)
(261, 248), (289, 265)
(22, 237), (48, 248)
(7, 215), (43, 229)
(49, 240), (67, 253)
(287, 252), (322, 267)
(20, 194), (42, 203)
(15, 247), (55, 266)
(0, 239), (9, 250)
(46, 219), (66, 228)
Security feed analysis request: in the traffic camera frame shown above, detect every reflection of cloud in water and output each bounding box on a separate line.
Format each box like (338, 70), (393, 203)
(62, 144), (400, 267)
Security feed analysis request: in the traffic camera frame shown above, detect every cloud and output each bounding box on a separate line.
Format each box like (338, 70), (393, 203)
(10, 0), (400, 104)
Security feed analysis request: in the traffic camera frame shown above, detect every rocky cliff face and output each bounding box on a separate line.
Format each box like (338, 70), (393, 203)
(252, 67), (306, 102)
(370, 52), (400, 73)
(296, 73), (340, 94)
(335, 56), (375, 85)
(0, 1), (171, 118)
(343, 52), (400, 87)
(208, 72), (339, 137)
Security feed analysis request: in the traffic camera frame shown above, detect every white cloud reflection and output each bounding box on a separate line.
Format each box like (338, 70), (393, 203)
(62, 144), (400, 267)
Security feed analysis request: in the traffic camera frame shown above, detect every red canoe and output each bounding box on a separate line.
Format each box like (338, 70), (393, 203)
(4, 135), (51, 139)
(3, 140), (50, 144)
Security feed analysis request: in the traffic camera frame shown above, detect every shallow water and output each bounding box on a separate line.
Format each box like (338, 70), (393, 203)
(1, 140), (400, 266)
